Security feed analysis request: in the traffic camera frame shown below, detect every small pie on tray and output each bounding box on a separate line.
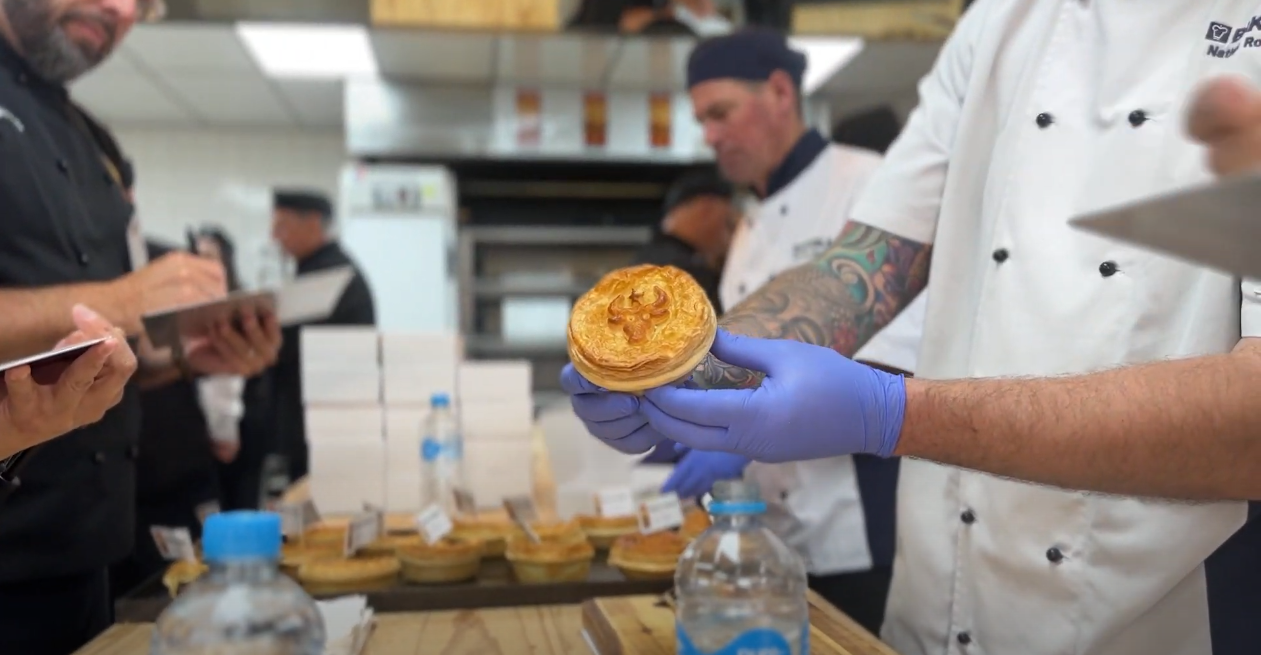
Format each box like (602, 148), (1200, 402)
(396, 536), (484, 585)
(162, 559), (209, 598)
(298, 555), (400, 596)
(300, 523), (348, 549)
(360, 533), (425, 558)
(568, 264), (717, 393)
(280, 542), (345, 579)
(577, 514), (639, 550)
(608, 531), (689, 581)
(680, 507), (712, 541)
(505, 533), (596, 584)
(451, 516), (517, 559)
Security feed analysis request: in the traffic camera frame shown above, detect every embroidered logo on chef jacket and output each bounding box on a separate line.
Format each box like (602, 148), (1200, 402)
(1204, 14), (1261, 57)
(0, 106), (23, 133)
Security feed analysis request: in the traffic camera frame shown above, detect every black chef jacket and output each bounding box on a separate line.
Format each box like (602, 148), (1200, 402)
(630, 232), (724, 314)
(0, 40), (141, 583)
(266, 242), (375, 484)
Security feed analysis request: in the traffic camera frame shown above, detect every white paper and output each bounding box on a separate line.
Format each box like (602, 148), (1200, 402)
(637, 493), (685, 534)
(344, 511), (384, 557)
(276, 266), (356, 325)
(279, 502), (307, 538)
(151, 526), (197, 562)
(596, 488), (636, 519)
(319, 596), (376, 655)
(416, 505), (453, 544)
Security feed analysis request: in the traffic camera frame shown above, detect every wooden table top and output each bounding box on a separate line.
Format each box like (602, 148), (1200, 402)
(79, 593), (897, 655)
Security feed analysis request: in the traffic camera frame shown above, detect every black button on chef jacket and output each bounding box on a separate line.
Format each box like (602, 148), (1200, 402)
(0, 40), (141, 581)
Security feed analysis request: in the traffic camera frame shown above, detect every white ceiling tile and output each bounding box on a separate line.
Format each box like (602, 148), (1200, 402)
(161, 74), (292, 127)
(71, 51), (192, 124)
(496, 34), (616, 86)
(371, 30), (495, 82)
(123, 23), (259, 74)
(274, 80), (345, 128)
(606, 37), (693, 91)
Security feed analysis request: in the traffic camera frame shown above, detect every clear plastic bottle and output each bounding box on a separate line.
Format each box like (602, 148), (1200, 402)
(151, 511), (325, 655)
(675, 480), (810, 655)
(421, 392), (465, 513)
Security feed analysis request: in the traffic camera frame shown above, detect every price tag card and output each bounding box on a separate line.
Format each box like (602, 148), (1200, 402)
(637, 493), (685, 534)
(503, 495), (540, 542)
(344, 511), (384, 557)
(301, 499), (322, 527)
(279, 503), (306, 538)
(453, 488), (477, 515)
(595, 488), (636, 518)
(195, 500), (221, 527)
(151, 526), (197, 562)
(416, 505), (453, 544)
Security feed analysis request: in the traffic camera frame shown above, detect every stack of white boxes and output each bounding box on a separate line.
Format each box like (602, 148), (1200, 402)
(457, 360), (535, 506)
(380, 332), (463, 515)
(302, 326), (385, 515)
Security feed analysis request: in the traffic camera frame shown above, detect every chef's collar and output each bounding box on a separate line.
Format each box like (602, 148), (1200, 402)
(0, 35), (69, 99)
(763, 129), (828, 199)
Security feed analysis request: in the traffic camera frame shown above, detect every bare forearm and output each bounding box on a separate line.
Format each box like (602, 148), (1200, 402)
(0, 283), (135, 362)
(898, 340), (1261, 500)
(697, 222), (932, 390)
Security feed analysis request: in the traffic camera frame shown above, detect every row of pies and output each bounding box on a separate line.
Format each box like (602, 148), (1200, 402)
(163, 508), (713, 596)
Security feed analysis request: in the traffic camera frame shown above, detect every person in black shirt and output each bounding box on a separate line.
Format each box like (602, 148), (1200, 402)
(243, 189), (377, 491)
(0, 3), (282, 652)
(631, 169), (736, 314)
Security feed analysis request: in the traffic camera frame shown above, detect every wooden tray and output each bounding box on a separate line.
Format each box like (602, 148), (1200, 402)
(114, 558), (670, 623)
(582, 591), (900, 655)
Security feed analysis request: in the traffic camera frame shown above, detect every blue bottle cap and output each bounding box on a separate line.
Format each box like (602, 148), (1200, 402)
(202, 511), (282, 562)
(431, 393), (451, 408)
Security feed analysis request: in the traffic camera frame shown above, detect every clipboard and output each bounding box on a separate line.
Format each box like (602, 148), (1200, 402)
(0, 337), (109, 388)
(1070, 174), (1261, 279)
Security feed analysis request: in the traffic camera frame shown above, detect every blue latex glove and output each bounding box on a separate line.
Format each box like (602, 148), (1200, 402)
(661, 450), (751, 499)
(638, 440), (687, 464)
(560, 364), (668, 454)
(640, 329), (905, 463)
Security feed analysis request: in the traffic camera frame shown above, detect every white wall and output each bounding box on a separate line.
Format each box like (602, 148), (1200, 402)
(114, 127), (348, 289)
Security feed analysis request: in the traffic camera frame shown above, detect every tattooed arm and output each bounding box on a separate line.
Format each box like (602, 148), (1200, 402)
(697, 222), (932, 390)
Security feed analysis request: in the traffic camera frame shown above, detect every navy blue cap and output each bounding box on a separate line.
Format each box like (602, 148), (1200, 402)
(687, 27), (807, 90)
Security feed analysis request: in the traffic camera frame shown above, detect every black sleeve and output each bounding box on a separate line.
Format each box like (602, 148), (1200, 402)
(327, 273), (376, 326)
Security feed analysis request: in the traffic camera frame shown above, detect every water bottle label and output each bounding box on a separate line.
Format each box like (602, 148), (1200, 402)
(677, 624), (807, 655)
(422, 438), (462, 462)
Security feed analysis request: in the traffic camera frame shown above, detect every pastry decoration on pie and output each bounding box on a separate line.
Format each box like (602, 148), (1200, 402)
(162, 559), (209, 598)
(505, 532), (596, 584)
(396, 536), (485, 584)
(608, 531), (689, 581)
(568, 264), (717, 393)
(298, 555), (400, 596)
(577, 514), (639, 550)
(679, 506), (712, 541)
(451, 515), (517, 559)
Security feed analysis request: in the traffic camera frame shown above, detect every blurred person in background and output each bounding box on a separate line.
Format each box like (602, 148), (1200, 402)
(643, 29), (924, 632)
(631, 169), (735, 313)
(244, 189), (376, 492)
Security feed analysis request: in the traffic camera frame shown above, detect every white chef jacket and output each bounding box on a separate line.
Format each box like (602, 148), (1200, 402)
(849, 1), (1261, 653)
(720, 134), (930, 576)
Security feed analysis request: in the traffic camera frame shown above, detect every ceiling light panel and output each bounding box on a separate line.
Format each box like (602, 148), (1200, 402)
(237, 23), (378, 79)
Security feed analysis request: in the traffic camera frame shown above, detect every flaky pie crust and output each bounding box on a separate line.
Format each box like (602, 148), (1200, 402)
(162, 560), (209, 598)
(298, 555), (401, 584)
(568, 265), (716, 392)
(680, 507), (712, 540)
(506, 534), (596, 564)
(609, 531), (688, 570)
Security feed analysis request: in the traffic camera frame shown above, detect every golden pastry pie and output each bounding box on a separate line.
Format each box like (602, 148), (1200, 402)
(568, 264), (717, 393)
(396, 536), (484, 585)
(505, 533), (596, 584)
(679, 507), (712, 541)
(300, 523), (347, 549)
(608, 531), (689, 581)
(298, 555), (400, 596)
(360, 533), (425, 558)
(162, 559), (209, 598)
(577, 514), (639, 550)
(451, 516), (516, 559)
(280, 542), (344, 579)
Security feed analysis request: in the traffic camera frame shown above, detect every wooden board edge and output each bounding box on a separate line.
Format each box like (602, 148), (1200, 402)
(581, 598), (623, 655)
(792, 0), (964, 40)
(806, 590), (902, 655)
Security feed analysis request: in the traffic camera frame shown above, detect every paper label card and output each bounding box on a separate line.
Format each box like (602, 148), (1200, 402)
(151, 526), (197, 562)
(416, 505), (453, 544)
(503, 495), (540, 542)
(344, 511), (384, 557)
(302, 499), (322, 527)
(595, 488), (636, 518)
(638, 493), (685, 534)
(453, 488), (477, 515)
(195, 500), (221, 527)
(279, 503), (306, 538)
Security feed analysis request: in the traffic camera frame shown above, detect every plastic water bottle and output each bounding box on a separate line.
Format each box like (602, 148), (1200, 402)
(421, 392), (465, 512)
(675, 480), (810, 655)
(151, 511), (325, 655)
